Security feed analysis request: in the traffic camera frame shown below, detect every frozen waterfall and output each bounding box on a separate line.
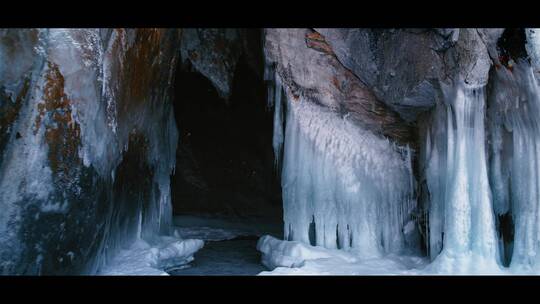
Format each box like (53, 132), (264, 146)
(274, 89), (416, 257)
(422, 84), (501, 273)
(488, 61), (540, 272)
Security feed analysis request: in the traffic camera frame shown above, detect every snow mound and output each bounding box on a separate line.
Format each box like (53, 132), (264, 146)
(256, 235), (428, 275)
(257, 235), (359, 269)
(422, 251), (504, 275)
(99, 237), (204, 275)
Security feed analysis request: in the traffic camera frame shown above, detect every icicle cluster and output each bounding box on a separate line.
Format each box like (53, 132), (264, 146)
(263, 28), (540, 274)
(277, 92), (415, 257)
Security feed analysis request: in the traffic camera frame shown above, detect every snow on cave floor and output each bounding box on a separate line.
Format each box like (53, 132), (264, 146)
(104, 215), (524, 275)
(101, 215), (432, 275)
(166, 215), (281, 275)
(168, 236), (266, 275)
(170, 216), (432, 275)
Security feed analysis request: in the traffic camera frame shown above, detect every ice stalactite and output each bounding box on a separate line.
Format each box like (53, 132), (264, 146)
(488, 61), (540, 272)
(278, 89), (415, 257)
(264, 61), (285, 170)
(423, 84), (501, 273)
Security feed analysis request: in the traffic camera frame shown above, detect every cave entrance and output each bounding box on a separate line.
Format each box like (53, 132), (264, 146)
(168, 33), (283, 274)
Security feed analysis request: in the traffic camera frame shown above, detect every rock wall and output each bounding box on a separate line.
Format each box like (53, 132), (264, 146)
(0, 27), (270, 274)
(315, 28), (502, 121)
(179, 28), (263, 101)
(0, 29), (180, 274)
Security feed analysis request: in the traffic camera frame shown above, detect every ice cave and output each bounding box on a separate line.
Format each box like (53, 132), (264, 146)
(2, 28), (540, 275)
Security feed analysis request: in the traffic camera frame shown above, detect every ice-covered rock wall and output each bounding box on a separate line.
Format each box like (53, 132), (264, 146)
(264, 29), (419, 256)
(314, 28), (502, 122)
(263, 28), (533, 273)
(0, 29), (180, 274)
(417, 29), (540, 273)
(5, 27), (540, 275)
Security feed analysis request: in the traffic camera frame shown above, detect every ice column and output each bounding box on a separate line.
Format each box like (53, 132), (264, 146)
(424, 84), (500, 273)
(488, 61), (540, 271)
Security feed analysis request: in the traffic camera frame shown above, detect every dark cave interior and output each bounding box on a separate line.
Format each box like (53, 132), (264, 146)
(170, 41), (282, 222)
(497, 28), (528, 67)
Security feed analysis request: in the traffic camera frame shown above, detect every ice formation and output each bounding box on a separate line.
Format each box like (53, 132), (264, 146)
(264, 61), (284, 169)
(50, 28), (182, 273)
(257, 235), (359, 269)
(487, 60), (540, 272)
(0, 29), (193, 275)
(8, 27), (540, 275)
(261, 30), (540, 274)
(421, 84), (502, 274)
(268, 78), (416, 258)
(257, 235), (429, 275)
(99, 236), (203, 275)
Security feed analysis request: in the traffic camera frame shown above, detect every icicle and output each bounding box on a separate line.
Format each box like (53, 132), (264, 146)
(264, 58), (285, 170)
(272, 74), (284, 169)
(280, 93), (415, 257)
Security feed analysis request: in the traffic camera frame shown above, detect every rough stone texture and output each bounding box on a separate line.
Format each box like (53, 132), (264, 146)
(315, 28), (503, 122)
(0, 29), (180, 274)
(179, 28), (263, 101)
(264, 28), (414, 146)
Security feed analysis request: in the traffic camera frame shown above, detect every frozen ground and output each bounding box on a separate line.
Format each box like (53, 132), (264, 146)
(169, 216), (431, 276)
(256, 235), (540, 275)
(99, 215), (281, 275)
(169, 215), (280, 275)
(95, 216), (464, 275)
(98, 236), (204, 275)
(169, 236), (266, 275)
(259, 256), (428, 275)
(100, 216), (536, 275)
(257, 235), (429, 275)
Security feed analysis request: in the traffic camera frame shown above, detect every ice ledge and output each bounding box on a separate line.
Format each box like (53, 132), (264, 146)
(98, 237), (204, 276)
